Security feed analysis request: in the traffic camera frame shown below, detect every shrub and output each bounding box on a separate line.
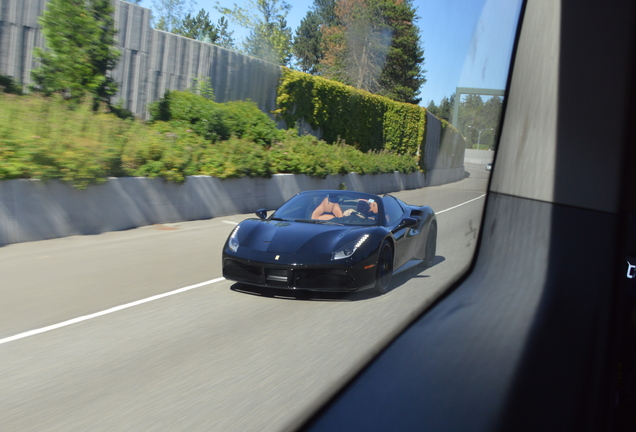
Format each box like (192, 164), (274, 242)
(0, 93), (418, 188)
(150, 90), (282, 145)
(0, 75), (23, 95)
(0, 93), (125, 188)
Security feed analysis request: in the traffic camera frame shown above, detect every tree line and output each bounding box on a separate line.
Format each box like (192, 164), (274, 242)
(124, 0), (425, 105)
(26, 0), (425, 111)
(428, 93), (503, 149)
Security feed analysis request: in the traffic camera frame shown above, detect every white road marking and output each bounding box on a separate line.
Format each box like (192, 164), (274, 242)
(223, 221), (239, 225)
(0, 277), (226, 346)
(437, 194), (486, 214)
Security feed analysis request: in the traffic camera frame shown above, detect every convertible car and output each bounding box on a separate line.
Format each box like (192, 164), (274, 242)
(222, 190), (437, 294)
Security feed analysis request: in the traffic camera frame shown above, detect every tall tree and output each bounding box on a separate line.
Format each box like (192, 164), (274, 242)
(455, 94), (503, 148)
(320, 0), (391, 92)
(213, 17), (236, 49)
(32, 0), (120, 104)
(292, 0), (337, 73)
(426, 100), (438, 117)
(318, 0), (425, 103)
(216, 0), (293, 66)
(293, 11), (323, 73)
(152, 0), (196, 32)
(376, 0), (425, 104)
(437, 94), (454, 122)
(173, 9), (236, 49)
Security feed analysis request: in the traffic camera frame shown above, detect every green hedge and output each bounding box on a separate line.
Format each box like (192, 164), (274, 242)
(275, 68), (427, 157)
(0, 93), (418, 188)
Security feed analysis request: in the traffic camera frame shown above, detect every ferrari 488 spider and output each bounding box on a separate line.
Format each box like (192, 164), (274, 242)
(222, 190), (436, 294)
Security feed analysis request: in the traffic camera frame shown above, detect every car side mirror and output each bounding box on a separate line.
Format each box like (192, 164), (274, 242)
(255, 209), (267, 220)
(393, 217), (418, 232)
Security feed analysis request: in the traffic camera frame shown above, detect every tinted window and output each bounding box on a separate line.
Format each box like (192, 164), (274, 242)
(382, 196), (404, 225)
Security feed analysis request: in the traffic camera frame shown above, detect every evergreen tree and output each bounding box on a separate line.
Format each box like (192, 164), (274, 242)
(292, 0), (337, 73)
(376, 0), (425, 104)
(454, 94), (504, 148)
(318, 0), (425, 104)
(426, 100), (438, 117)
(216, 0), (293, 66)
(152, 0), (195, 32)
(437, 94), (453, 122)
(214, 17), (236, 50)
(319, 0), (390, 91)
(293, 11), (323, 73)
(173, 9), (236, 49)
(32, 0), (120, 104)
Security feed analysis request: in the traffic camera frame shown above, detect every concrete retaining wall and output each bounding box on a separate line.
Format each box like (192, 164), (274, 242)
(464, 149), (495, 165)
(0, 171), (453, 246)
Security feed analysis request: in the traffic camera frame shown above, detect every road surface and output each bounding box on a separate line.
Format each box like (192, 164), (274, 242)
(0, 167), (490, 432)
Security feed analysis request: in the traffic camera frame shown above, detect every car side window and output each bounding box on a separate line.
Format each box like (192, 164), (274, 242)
(382, 196), (404, 226)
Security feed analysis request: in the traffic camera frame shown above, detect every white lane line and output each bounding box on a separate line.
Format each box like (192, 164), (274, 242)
(437, 194), (486, 214)
(0, 277), (226, 346)
(223, 220), (239, 225)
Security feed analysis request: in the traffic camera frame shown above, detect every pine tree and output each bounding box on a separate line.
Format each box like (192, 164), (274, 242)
(152, 0), (195, 33)
(317, 0), (425, 104)
(293, 11), (323, 73)
(216, 0), (293, 66)
(376, 0), (425, 104)
(292, 0), (337, 73)
(173, 9), (236, 49)
(32, 0), (120, 104)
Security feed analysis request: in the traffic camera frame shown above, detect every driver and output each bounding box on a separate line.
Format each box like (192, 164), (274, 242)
(343, 199), (379, 218)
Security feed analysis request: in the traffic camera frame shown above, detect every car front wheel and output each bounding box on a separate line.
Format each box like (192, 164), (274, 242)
(375, 240), (394, 294)
(424, 222), (437, 267)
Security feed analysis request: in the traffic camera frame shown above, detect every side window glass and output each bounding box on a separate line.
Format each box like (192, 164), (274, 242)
(383, 196), (404, 225)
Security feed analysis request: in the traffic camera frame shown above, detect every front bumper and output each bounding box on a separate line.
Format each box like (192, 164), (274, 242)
(222, 254), (378, 292)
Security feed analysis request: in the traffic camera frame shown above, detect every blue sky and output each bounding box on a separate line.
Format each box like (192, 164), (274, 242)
(137, 0), (523, 106)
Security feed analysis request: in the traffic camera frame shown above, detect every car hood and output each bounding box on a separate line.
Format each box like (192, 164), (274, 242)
(236, 219), (374, 255)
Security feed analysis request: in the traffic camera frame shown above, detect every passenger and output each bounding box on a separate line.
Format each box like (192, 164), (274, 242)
(311, 196), (343, 220)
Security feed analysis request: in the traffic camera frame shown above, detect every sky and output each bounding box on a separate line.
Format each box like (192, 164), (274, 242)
(137, 0), (523, 106)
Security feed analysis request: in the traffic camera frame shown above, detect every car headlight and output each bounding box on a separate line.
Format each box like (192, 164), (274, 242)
(332, 234), (369, 260)
(228, 225), (240, 252)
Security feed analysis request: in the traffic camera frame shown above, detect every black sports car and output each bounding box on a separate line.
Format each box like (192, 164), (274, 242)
(222, 190), (437, 294)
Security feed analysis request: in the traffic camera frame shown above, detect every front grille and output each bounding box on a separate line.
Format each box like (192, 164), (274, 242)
(294, 268), (352, 290)
(266, 269), (289, 287)
(224, 259), (262, 284)
(225, 259), (354, 290)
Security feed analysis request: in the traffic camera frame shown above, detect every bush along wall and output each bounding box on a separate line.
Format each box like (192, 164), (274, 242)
(0, 92), (419, 188)
(275, 68), (428, 160)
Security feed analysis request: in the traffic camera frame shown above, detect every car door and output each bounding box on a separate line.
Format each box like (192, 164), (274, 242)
(382, 196), (414, 269)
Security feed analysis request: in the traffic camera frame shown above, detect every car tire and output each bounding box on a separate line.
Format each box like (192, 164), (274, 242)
(424, 222), (437, 268)
(375, 240), (394, 294)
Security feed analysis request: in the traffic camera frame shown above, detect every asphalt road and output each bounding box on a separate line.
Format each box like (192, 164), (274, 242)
(0, 167), (490, 432)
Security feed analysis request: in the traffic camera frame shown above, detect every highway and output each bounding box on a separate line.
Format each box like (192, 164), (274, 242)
(0, 166), (489, 432)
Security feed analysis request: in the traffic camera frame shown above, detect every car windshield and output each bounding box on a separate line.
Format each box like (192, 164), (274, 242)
(271, 191), (381, 226)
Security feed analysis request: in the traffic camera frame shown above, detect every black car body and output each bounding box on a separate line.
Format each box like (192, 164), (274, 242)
(222, 190), (436, 293)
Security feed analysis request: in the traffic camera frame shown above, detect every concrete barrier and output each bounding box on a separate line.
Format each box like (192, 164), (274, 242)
(0, 171), (458, 246)
(464, 149), (495, 165)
